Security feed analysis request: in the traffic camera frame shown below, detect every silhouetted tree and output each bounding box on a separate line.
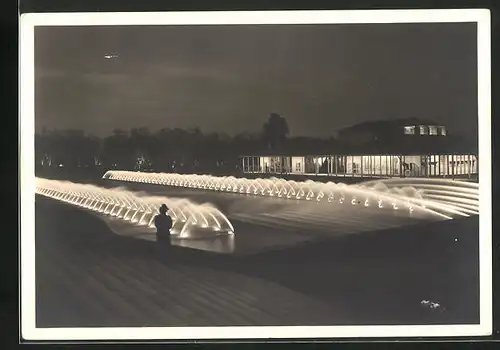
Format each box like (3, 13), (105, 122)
(129, 127), (155, 170)
(102, 129), (134, 169)
(151, 128), (173, 171)
(35, 133), (46, 168)
(262, 113), (289, 151)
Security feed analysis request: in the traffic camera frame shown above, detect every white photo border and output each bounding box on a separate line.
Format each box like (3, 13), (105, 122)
(19, 9), (492, 341)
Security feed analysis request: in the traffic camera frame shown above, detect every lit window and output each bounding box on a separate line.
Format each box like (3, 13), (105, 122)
(419, 125), (427, 135)
(440, 127), (447, 136)
(404, 126), (415, 135)
(429, 125), (438, 135)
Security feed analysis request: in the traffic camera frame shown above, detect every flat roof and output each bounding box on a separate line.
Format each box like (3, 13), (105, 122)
(239, 135), (477, 157)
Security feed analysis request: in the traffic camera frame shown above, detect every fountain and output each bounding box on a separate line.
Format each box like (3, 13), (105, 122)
(102, 171), (480, 220)
(36, 177), (235, 239)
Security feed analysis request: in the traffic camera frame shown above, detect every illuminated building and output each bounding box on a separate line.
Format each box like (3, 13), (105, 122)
(240, 119), (478, 179)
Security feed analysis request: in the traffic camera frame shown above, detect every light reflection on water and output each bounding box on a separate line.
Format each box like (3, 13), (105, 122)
(173, 234), (235, 254)
(101, 214), (236, 254)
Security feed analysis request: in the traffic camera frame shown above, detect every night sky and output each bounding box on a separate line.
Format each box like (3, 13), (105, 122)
(35, 23), (478, 138)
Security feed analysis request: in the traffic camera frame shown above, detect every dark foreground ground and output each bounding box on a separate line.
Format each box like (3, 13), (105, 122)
(35, 196), (479, 328)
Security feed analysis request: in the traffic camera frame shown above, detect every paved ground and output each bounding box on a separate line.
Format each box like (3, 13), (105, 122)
(35, 195), (480, 328)
(35, 197), (346, 327)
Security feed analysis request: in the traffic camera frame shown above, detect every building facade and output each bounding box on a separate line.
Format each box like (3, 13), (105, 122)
(336, 118), (448, 145)
(240, 119), (478, 179)
(241, 154), (477, 178)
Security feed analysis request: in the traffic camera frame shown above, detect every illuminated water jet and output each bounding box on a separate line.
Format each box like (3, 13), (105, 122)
(36, 177), (235, 239)
(103, 171), (480, 220)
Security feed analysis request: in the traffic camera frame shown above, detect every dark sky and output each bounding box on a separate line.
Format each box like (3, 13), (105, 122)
(35, 23), (478, 138)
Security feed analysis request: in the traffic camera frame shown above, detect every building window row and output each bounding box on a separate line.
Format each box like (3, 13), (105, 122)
(404, 125), (446, 136)
(242, 154), (477, 178)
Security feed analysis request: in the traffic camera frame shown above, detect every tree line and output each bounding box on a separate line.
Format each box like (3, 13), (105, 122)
(35, 113), (331, 175)
(35, 112), (473, 178)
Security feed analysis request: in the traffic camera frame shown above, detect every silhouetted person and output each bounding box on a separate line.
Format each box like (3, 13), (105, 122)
(154, 204), (173, 248)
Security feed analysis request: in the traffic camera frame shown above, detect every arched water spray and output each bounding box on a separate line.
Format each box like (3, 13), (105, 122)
(103, 171), (480, 220)
(36, 177), (235, 238)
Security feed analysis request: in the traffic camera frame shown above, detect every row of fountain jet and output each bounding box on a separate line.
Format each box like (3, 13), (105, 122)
(36, 177), (235, 237)
(102, 171), (480, 220)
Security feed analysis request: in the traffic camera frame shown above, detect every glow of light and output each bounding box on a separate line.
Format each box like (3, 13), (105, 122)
(35, 177), (235, 239)
(102, 170), (480, 220)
